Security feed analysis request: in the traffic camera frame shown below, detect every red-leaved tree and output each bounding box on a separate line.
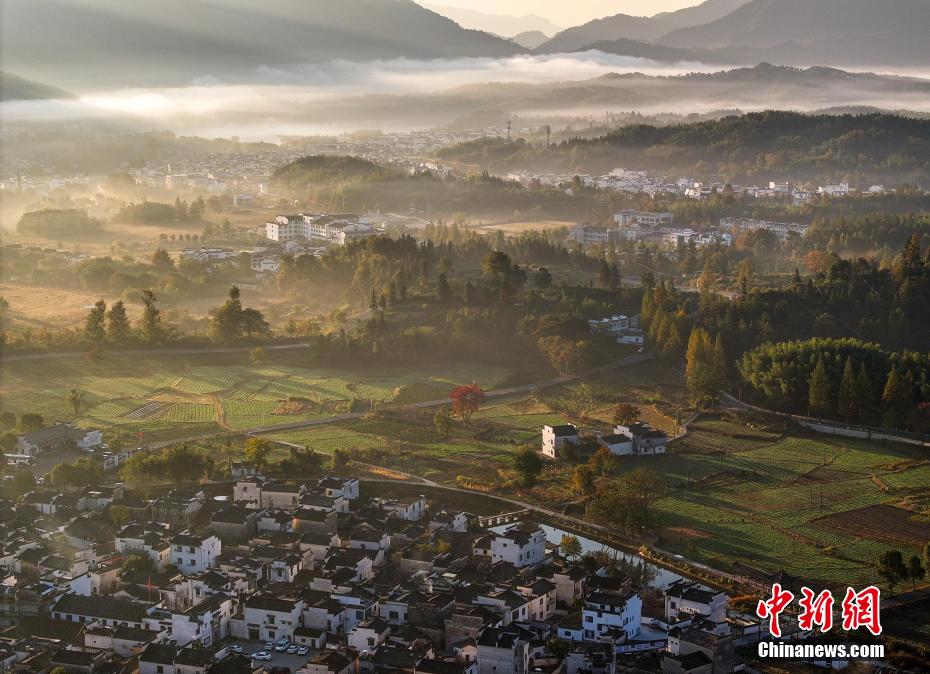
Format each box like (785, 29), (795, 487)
(450, 384), (485, 422)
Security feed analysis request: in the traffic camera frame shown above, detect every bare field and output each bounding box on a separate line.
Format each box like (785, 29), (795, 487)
(814, 504), (930, 546)
(0, 283), (144, 330)
(474, 220), (574, 236)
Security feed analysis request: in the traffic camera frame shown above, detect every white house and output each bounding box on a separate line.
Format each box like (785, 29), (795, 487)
(17, 423), (102, 456)
(664, 580), (728, 623)
(490, 526), (546, 568)
(582, 588), (642, 641)
(542, 424), (580, 459)
(240, 594), (305, 642)
(347, 617), (391, 654)
(613, 423), (667, 454)
(597, 433), (634, 456)
(170, 532), (221, 575)
(587, 315), (643, 345)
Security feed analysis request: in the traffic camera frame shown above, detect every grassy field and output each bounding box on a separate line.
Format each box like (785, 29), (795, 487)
(643, 413), (930, 588)
(0, 350), (514, 442)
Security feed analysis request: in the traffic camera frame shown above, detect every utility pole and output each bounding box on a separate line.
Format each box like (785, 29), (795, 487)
(506, 119), (511, 143)
(545, 124), (551, 148)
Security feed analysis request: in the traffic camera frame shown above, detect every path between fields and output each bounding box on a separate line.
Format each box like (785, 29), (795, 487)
(241, 350), (655, 437)
(125, 351), (654, 459)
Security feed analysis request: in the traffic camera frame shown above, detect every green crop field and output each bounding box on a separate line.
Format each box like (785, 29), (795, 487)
(0, 350), (515, 442)
(640, 413), (930, 588)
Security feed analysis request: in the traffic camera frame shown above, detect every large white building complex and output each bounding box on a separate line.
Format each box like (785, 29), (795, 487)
(266, 213), (379, 245)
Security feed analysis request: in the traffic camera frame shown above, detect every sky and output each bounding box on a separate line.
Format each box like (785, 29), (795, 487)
(432, 0), (703, 27)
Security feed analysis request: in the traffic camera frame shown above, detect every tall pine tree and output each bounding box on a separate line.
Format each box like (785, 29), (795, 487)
(836, 357), (857, 422)
(808, 356), (833, 418)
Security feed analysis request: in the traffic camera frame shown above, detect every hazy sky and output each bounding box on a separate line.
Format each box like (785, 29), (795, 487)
(434, 0), (702, 27)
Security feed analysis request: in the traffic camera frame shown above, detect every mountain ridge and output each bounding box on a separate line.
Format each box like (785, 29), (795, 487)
(0, 0), (525, 88)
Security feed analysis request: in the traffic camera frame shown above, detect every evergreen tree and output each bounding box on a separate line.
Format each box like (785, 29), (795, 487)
(808, 356), (833, 418)
(836, 357), (857, 422)
(711, 334), (728, 393)
(685, 327), (715, 403)
(436, 273), (452, 303)
(84, 300), (106, 343)
(854, 363), (874, 424)
(139, 289), (162, 343)
(106, 300), (132, 345)
(882, 365), (912, 429)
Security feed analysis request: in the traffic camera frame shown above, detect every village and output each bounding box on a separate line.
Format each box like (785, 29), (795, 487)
(0, 460), (877, 674)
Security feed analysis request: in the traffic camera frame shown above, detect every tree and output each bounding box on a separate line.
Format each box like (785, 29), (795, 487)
(836, 357), (857, 422)
(588, 446), (616, 477)
(569, 464), (596, 496)
(876, 549), (908, 597)
(533, 267), (553, 289)
(882, 365), (912, 429)
(450, 384), (485, 423)
(685, 327), (715, 404)
(139, 289), (162, 343)
(0, 433), (18, 452)
(618, 467), (662, 525)
(433, 407), (453, 441)
(84, 300), (106, 343)
(807, 356), (832, 418)
(547, 639), (571, 660)
(513, 447), (543, 488)
(109, 505), (132, 528)
(612, 404), (640, 427)
(244, 438), (274, 470)
(121, 554), (156, 574)
(240, 307), (269, 337)
(151, 248), (174, 271)
(66, 389), (84, 416)
(0, 411), (15, 431)
(249, 347), (266, 365)
(854, 363), (874, 424)
(211, 285), (244, 343)
(18, 413), (44, 433)
(560, 534), (582, 561)
(907, 554), (925, 591)
(437, 273), (452, 303)
(106, 300), (132, 345)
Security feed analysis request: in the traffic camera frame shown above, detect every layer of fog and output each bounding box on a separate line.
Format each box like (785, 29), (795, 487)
(4, 52), (930, 141)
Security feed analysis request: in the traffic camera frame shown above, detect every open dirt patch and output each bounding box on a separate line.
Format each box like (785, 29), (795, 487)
(814, 504), (930, 545)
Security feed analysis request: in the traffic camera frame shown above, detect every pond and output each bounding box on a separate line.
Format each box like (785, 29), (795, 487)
(492, 522), (683, 590)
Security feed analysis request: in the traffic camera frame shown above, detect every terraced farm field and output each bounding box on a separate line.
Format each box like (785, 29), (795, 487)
(648, 413), (930, 588)
(0, 350), (514, 442)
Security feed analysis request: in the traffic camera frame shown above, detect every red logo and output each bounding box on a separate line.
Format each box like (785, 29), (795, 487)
(756, 585), (882, 637)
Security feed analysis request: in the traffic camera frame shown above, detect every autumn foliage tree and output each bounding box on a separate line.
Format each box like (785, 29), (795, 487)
(450, 384), (485, 422)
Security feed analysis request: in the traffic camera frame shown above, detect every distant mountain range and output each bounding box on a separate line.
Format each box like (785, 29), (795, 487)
(535, 0), (748, 53)
(0, 72), (74, 102)
(0, 0), (525, 88)
(511, 31), (551, 50)
(4, 0), (930, 94)
(541, 0), (930, 67)
(656, 0), (930, 67)
(422, 3), (560, 38)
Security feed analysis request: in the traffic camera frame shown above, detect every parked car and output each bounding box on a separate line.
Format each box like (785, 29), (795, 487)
(265, 642), (275, 650)
(251, 652), (272, 661)
(275, 643), (288, 652)
(229, 644), (243, 653)
(286, 645), (298, 654)
(297, 646), (309, 656)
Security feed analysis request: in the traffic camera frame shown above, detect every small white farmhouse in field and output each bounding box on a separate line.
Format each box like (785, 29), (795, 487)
(542, 424), (580, 459)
